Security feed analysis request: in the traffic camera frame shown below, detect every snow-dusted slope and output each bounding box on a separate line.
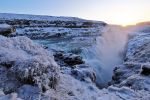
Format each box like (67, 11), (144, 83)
(0, 13), (106, 35)
(0, 13), (87, 22)
(0, 13), (106, 29)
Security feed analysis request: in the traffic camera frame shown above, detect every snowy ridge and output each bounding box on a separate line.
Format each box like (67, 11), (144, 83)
(0, 13), (106, 40)
(0, 13), (100, 22)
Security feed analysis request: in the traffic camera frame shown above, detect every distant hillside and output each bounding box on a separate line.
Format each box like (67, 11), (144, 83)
(0, 13), (107, 39)
(136, 21), (150, 26)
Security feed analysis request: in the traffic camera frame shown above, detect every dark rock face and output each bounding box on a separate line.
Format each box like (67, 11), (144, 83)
(141, 64), (150, 76)
(53, 52), (84, 66)
(0, 24), (15, 36)
(63, 54), (84, 66)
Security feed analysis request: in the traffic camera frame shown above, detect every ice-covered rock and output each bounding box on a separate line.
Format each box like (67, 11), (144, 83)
(119, 74), (150, 91)
(53, 51), (85, 67)
(125, 33), (150, 63)
(0, 24), (15, 36)
(111, 32), (150, 100)
(0, 35), (60, 94)
(71, 64), (96, 83)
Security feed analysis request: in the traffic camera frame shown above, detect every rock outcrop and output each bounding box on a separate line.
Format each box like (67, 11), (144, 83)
(54, 52), (84, 66)
(0, 24), (15, 36)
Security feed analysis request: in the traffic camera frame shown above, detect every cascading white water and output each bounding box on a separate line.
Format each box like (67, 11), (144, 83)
(82, 25), (128, 88)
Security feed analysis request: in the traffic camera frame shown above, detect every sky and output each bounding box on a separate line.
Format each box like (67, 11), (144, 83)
(0, 0), (150, 26)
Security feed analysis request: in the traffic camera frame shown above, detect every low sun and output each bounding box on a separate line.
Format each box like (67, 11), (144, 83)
(113, 14), (137, 26)
(103, 8), (140, 26)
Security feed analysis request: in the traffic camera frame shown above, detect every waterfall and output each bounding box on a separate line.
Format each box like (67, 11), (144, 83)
(82, 25), (128, 88)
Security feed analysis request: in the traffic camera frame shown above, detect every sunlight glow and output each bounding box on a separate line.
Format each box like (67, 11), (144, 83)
(81, 0), (150, 26)
(108, 15), (136, 26)
(105, 7), (150, 26)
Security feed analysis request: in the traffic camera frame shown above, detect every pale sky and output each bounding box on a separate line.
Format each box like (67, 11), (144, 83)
(0, 0), (150, 26)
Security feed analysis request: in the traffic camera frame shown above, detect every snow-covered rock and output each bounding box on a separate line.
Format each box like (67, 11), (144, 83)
(125, 33), (150, 63)
(111, 32), (150, 100)
(0, 24), (15, 36)
(71, 64), (96, 83)
(41, 73), (150, 100)
(0, 35), (60, 94)
(54, 51), (84, 64)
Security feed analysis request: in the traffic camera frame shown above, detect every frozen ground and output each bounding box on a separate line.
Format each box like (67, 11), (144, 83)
(0, 35), (149, 100)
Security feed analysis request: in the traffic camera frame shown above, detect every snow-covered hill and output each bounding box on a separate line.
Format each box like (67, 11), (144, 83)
(0, 13), (89, 22)
(0, 13), (106, 39)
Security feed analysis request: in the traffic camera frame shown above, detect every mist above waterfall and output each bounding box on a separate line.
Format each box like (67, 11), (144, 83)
(99, 25), (128, 84)
(82, 25), (129, 88)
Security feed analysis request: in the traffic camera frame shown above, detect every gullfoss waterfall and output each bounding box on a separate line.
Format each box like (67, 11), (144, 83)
(81, 26), (128, 88)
